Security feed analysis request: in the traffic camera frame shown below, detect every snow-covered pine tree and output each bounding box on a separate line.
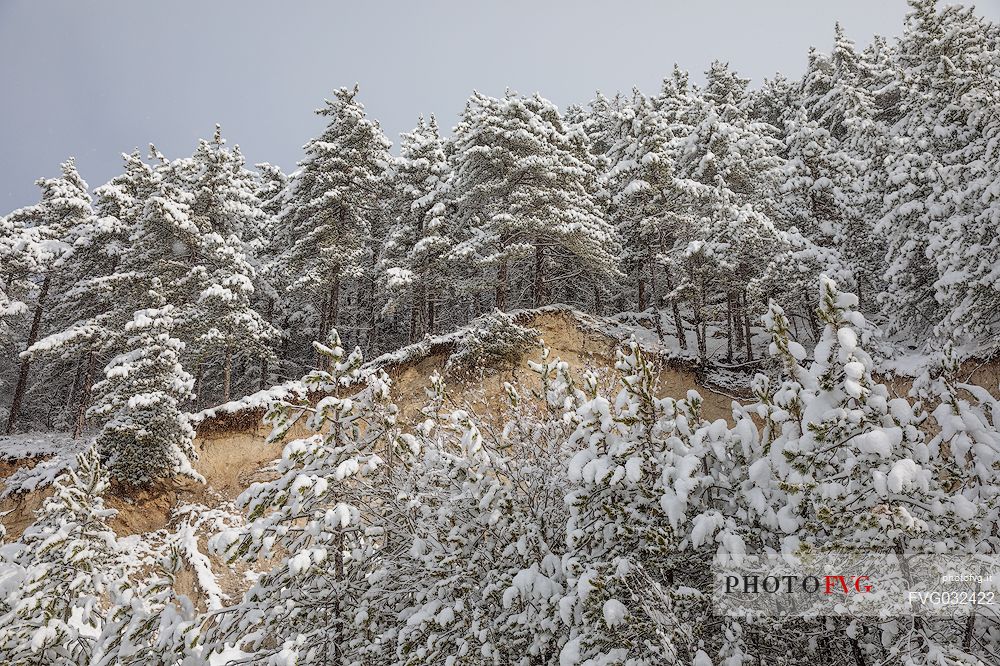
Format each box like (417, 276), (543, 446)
(253, 161), (288, 219)
(0, 446), (121, 664)
(746, 73), (800, 129)
(382, 116), (454, 343)
(779, 106), (857, 243)
(21, 163), (143, 437)
(603, 90), (703, 344)
(560, 339), (701, 665)
(205, 329), (409, 664)
(449, 91), (621, 311)
(251, 161), (292, 387)
(876, 0), (995, 340)
(2, 158), (95, 433)
(0, 213), (32, 397)
(774, 276), (974, 661)
(92, 546), (203, 666)
(566, 90), (627, 160)
(921, 5), (1000, 352)
(0, 214), (30, 325)
(802, 24), (875, 143)
(169, 128), (279, 403)
(277, 85), (393, 354)
(87, 303), (200, 486)
(676, 61), (788, 361)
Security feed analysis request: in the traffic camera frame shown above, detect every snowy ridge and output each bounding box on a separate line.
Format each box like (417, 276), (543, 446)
(0, 434), (92, 498)
(188, 304), (693, 428)
(0, 432), (80, 462)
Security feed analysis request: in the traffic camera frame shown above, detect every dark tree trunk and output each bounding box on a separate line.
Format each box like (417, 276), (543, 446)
(66, 357), (86, 420)
(222, 346), (233, 403)
(495, 261), (508, 311)
(73, 351), (97, 439)
(426, 292), (436, 336)
(279, 314), (291, 374)
(593, 286), (602, 317)
(692, 270), (707, 363)
(533, 245), (544, 308)
(330, 272), (341, 333)
(259, 298), (274, 392)
(317, 290), (331, 360)
(317, 272), (341, 369)
(637, 278), (647, 312)
(743, 289), (754, 362)
(726, 292), (734, 363)
(963, 611), (976, 652)
(334, 526), (345, 662)
(6, 274), (50, 434)
(409, 282), (423, 344)
(805, 295), (820, 341)
(193, 363), (204, 410)
(648, 244), (657, 308)
(663, 272), (686, 350)
(653, 307), (666, 344)
(258, 355), (269, 393)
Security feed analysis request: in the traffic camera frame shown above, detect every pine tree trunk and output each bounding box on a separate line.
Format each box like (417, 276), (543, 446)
(330, 272), (341, 332)
(334, 526), (345, 663)
(73, 351), (97, 440)
(653, 302), (667, 344)
(317, 272), (341, 369)
(726, 292), (734, 363)
(593, 285), (602, 316)
(222, 346), (233, 403)
(849, 637), (866, 666)
(495, 261), (508, 311)
(533, 245), (544, 308)
(743, 289), (754, 362)
(692, 271), (706, 363)
(805, 295), (820, 341)
(258, 355), (269, 392)
(193, 363), (204, 410)
(409, 282), (424, 344)
(664, 272), (687, 350)
(65, 357), (85, 420)
(427, 294), (436, 335)
(317, 291), (330, 369)
(5, 274), (50, 434)
(279, 314), (291, 374)
(648, 245), (657, 308)
(318, 290), (331, 342)
(259, 298), (274, 391)
(365, 251), (379, 354)
(637, 277), (647, 312)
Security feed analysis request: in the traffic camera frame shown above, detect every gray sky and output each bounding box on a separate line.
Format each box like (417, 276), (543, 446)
(1, 0), (997, 212)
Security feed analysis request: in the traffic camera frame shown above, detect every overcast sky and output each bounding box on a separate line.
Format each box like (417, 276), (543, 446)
(1, 0), (997, 212)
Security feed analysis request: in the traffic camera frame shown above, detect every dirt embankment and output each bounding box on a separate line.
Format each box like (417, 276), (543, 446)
(0, 310), (763, 541)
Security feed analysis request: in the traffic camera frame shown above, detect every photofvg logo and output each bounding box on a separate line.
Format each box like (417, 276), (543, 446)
(712, 552), (1000, 618)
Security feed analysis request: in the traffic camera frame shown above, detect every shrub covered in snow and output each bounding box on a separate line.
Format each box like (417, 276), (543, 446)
(445, 310), (541, 375)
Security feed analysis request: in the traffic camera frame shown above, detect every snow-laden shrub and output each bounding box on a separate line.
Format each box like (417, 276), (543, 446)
(0, 446), (122, 664)
(446, 310), (541, 374)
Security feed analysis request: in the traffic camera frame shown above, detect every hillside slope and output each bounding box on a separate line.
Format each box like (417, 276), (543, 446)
(0, 308), (732, 543)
